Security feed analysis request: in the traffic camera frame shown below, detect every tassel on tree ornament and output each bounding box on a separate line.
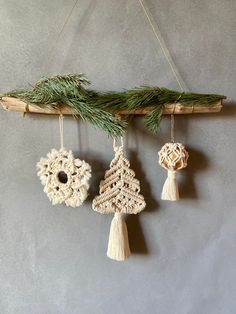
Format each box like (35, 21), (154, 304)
(107, 212), (130, 261)
(158, 142), (189, 201)
(92, 138), (146, 261)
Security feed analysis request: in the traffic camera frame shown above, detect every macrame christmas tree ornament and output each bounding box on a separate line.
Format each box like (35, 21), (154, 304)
(158, 142), (189, 201)
(37, 115), (91, 207)
(92, 139), (146, 261)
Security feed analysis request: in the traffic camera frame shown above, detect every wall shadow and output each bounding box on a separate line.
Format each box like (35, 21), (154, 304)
(73, 150), (107, 201)
(126, 214), (149, 255)
(220, 101), (236, 117)
(180, 146), (209, 199)
(129, 149), (159, 212)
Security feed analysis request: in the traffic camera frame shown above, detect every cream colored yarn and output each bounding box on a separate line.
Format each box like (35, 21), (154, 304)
(92, 146), (146, 215)
(93, 144), (146, 261)
(37, 148), (91, 207)
(158, 142), (188, 171)
(158, 142), (189, 201)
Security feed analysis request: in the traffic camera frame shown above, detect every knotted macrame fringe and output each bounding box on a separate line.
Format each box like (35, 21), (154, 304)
(107, 212), (131, 261)
(161, 170), (179, 201)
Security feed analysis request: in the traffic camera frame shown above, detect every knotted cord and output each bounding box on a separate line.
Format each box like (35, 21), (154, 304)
(138, 0), (188, 142)
(59, 114), (64, 149)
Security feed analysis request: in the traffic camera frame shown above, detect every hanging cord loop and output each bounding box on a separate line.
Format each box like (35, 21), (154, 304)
(138, 0), (186, 92)
(113, 137), (124, 149)
(170, 114), (175, 143)
(138, 0), (189, 141)
(113, 114), (124, 149)
(59, 114), (64, 149)
(171, 94), (183, 143)
(43, 0), (79, 72)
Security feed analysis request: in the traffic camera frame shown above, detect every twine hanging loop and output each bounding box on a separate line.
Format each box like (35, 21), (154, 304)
(59, 114), (64, 149)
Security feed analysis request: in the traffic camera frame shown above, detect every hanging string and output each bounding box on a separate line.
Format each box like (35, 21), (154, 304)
(171, 113), (175, 143)
(41, 1), (78, 149)
(44, 0), (79, 72)
(138, 0), (186, 91)
(113, 113), (124, 149)
(59, 114), (64, 149)
(113, 137), (124, 149)
(138, 0), (189, 143)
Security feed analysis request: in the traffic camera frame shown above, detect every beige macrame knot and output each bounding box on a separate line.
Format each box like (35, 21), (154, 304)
(158, 142), (188, 171)
(37, 148), (91, 207)
(167, 170), (176, 178)
(93, 145), (146, 215)
(158, 143), (188, 201)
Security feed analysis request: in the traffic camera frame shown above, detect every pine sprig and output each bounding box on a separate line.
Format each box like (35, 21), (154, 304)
(33, 73), (91, 90)
(144, 106), (163, 133)
(6, 74), (94, 105)
(4, 74), (225, 135)
(125, 86), (164, 109)
(91, 92), (126, 111)
(5, 74), (125, 137)
(88, 85), (224, 112)
(67, 99), (127, 138)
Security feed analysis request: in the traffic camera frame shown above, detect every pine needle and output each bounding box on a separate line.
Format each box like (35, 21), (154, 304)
(144, 106), (163, 133)
(4, 74), (225, 135)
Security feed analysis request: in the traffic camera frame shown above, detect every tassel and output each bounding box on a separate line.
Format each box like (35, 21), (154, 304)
(107, 212), (131, 261)
(161, 170), (179, 201)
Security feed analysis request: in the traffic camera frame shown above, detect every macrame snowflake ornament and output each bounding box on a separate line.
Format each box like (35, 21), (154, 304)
(37, 115), (91, 207)
(37, 148), (91, 207)
(158, 142), (189, 201)
(92, 143), (146, 261)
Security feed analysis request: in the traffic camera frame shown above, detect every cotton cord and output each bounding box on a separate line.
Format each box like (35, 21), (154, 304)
(44, 0), (79, 71)
(138, 0), (189, 142)
(113, 137), (124, 149)
(92, 140), (146, 260)
(92, 142), (146, 216)
(59, 114), (64, 149)
(171, 113), (175, 143)
(158, 142), (189, 200)
(138, 0), (186, 92)
(170, 94), (182, 143)
(37, 148), (92, 207)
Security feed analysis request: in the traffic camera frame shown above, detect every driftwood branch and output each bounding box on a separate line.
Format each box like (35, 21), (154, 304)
(0, 96), (224, 115)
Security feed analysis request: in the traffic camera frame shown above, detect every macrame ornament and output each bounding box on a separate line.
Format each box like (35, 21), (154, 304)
(158, 115), (189, 201)
(92, 139), (146, 261)
(37, 115), (91, 207)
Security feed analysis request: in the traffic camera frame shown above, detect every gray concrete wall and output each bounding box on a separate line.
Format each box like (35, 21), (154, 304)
(0, 0), (235, 313)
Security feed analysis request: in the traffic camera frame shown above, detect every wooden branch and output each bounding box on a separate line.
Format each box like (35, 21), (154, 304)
(0, 96), (224, 115)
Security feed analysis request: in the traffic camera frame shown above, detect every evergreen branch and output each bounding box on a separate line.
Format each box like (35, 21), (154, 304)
(66, 99), (127, 138)
(125, 86), (164, 109)
(88, 86), (224, 112)
(33, 73), (91, 90)
(90, 92), (127, 111)
(3, 74), (225, 135)
(124, 86), (224, 108)
(144, 106), (163, 133)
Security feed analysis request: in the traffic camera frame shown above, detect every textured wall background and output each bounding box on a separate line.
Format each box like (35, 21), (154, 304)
(0, 1), (236, 313)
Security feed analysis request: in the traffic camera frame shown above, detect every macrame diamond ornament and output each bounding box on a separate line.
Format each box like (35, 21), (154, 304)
(158, 142), (189, 201)
(92, 144), (146, 261)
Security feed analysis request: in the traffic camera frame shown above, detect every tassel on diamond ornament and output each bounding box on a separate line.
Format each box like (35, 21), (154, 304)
(158, 142), (189, 201)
